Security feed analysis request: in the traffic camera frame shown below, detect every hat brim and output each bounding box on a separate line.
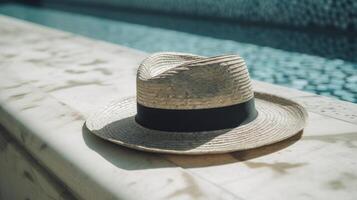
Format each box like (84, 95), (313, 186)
(85, 92), (307, 154)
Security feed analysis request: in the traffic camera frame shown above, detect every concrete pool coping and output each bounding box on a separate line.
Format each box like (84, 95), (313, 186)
(0, 15), (357, 199)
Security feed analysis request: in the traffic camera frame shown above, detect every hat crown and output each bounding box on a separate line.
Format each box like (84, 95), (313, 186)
(137, 52), (254, 109)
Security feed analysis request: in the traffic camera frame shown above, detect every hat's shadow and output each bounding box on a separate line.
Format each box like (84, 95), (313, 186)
(82, 123), (303, 170)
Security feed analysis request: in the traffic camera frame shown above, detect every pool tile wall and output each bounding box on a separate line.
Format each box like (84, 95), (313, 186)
(41, 0), (357, 32)
(0, 4), (356, 102)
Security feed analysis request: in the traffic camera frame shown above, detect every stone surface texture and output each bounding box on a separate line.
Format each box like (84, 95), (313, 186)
(0, 126), (77, 200)
(0, 15), (357, 200)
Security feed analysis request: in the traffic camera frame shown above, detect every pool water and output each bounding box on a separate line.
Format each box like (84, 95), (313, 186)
(0, 3), (356, 103)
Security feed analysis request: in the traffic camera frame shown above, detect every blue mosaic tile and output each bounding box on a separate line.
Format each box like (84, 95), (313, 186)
(0, 3), (356, 102)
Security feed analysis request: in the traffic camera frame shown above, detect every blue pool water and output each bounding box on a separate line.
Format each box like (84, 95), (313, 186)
(0, 3), (356, 102)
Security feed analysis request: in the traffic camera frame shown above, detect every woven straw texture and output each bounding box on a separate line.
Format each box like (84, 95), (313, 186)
(86, 52), (307, 154)
(85, 92), (307, 154)
(137, 52), (253, 109)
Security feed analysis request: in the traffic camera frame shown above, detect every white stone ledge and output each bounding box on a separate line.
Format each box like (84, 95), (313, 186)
(0, 15), (357, 200)
(0, 126), (77, 200)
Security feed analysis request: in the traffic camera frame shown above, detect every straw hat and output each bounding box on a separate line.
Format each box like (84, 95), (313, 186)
(86, 52), (307, 154)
